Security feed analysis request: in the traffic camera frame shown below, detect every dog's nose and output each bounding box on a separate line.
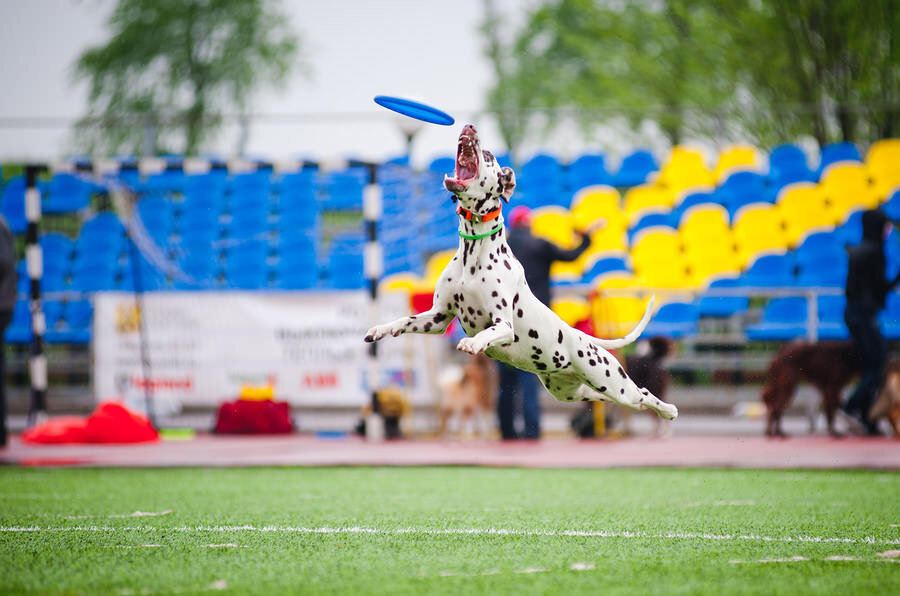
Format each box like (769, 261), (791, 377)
(461, 124), (477, 137)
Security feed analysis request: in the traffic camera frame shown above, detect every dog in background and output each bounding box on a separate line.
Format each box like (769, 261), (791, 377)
(870, 358), (900, 436)
(761, 340), (862, 437)
(437, 353), (497, 438)
(622, 336), (675, 438)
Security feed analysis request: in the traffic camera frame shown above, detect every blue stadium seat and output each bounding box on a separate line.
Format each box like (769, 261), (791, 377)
(697, 276), (749, 318)
(44, 173), (92, 213)
(582, 255), (631, 283)
(794, 232), (848, 287)
(834, 210), (864, 247)
(745, 296), (809, 341)
(740, 254), (796, 287)
(428, 156), (455, 176)
(184, 172), (227, 199)
(614, 150), (658, 187)
(70, 259), (117, 292)
(44, 299), (93, 344)
(719, 171), (770, 217)
(5, 300), (33, 344)
(882, 189), (900, 222)
(642, 302), (699, 339)
(673, 192), (718, 222)
(817, 294), (849, 340)
(817, 142), (861, 175)
(138, 170), (185, 195)
(318, 169), (365, 211)
(0, 175), (27, 233)
(517, 154), (565, 204)
(767, 144), (815, 190)
(628, 212), (676, 243)
(39, 233), (74, 276)
(567, 154), (612, 191)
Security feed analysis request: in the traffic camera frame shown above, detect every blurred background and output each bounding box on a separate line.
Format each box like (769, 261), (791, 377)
(1, 0), (899, 441)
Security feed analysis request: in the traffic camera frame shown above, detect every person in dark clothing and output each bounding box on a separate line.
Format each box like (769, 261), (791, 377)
(0, 214), (16, 447)
(843, 208), (900, 435)
(496, 206), (597, 440)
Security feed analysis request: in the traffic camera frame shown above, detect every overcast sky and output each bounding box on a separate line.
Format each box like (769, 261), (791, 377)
(0, 0), (546, 167)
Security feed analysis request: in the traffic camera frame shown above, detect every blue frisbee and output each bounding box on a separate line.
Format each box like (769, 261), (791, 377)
(374, 95), (455, 126)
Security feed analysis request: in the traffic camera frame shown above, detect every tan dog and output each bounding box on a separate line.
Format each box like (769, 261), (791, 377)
(871, 359), (900, 436)
(437, 353), (497, 437)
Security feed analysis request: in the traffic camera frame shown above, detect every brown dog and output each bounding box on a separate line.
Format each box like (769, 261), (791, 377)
(871, 358), (900, 436)
(437, 353), (497, 437)
(761, 340), (862, 437)
(623, 336), (675, 437)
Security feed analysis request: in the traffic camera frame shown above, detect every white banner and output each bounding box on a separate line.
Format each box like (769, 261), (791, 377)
(93, 291), (441, 409)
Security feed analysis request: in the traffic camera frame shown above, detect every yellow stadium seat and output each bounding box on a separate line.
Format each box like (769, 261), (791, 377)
(379, 272), (422, 293)
(424, 249), (456, 284)
(531, 206), (578, 248)
(623, 184), (677, 222)
(776, 183), (833, 245)
(866, 139), (900, 199)
(636, 258), (693, 290)
(685, 246), (741, 288)
(678, 203), (730, 239)
(732, 204), (789, 267)
(585, 226), (628, 254)
(713, 144), (762, 183)
(571, 185), (626, 238)
(590, 274), (652, 338)
(656, 146), (715, 192)
(551, 295), (591, 327)
(630, 228), (682, 271)
(820, 163), (879, 222)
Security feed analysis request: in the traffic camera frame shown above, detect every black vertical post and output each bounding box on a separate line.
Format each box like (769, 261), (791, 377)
(24, 165), (47, 426)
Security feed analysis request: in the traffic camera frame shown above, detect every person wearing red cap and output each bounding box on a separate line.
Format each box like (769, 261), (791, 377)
(497, 206), (597, 440)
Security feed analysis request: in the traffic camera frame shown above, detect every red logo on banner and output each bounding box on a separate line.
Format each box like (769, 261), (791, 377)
(302, 372), (337, 388)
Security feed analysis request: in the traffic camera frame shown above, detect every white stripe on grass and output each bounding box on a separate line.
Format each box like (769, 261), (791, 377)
(2, 525), (899, 545)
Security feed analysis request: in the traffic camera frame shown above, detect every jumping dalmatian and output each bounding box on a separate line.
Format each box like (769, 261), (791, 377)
(364, 124), (678, 421)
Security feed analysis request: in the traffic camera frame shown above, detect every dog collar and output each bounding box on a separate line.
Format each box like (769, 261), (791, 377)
(457, 205), (502, 224)
(459, 223), (504, 240)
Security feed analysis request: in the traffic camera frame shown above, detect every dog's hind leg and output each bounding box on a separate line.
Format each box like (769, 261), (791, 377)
(820, 386), (843, 437)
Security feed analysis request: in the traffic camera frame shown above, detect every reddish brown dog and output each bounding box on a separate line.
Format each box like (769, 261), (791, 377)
(761, 340), (862, 437)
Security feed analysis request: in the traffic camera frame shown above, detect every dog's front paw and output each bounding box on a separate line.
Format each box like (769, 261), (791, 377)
(456, 337), (486, 355)
(364, 324), (391, 343)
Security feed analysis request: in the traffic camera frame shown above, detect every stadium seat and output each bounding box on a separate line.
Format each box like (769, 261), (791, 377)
(551, 295), (591, 327)
(834, 209), (864, 247)
(570, 185), (625, 238)
(518, 154), (567, 208)
(880, 292), (900, 339)
(642, 301), (699, 339)
(656, 146), (715, 192)
(671, 189), (717, 222)
(581, 253), (631, 283)
(679, 203), (731, 240)
(767, 144), (815, 190)
(817, 141), (862, 175)
(776, 183), (833, 246)
(44, 173), (92, 213)
(531, 206), (579, 249)
(185, 171), (228, 198)
(740, 253), (795, 287)
(623, 184), (676, 223)
(866, 138), (900, 199)
(318, 169), (365, 211)
(628, 212), (676, 243)
(719, 171), (770, 217)
(697, 276), (749, 318)
(567, 153), (612, 191)
(819, 163), (878, 223)
(590, 274), (651, 338)
(5, 300), (33, 344)
(613, 150), (658, 187)
(630, 228), (682, 270)
(731, 204), (789, 266)
(882, 189), (900, 222)
(817, 294), (849, 340)
(39, 233), (75, 276)
(745, 296), (809, 341)
(713, 144), (761, 183)
(427, 156), (455, 176)
(0, 176), (27, 234)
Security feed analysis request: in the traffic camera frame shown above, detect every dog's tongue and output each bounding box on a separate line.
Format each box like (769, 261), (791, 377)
(457, 138), (478, 181)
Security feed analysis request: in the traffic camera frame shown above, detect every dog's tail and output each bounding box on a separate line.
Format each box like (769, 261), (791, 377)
(590, 295), (656, 350)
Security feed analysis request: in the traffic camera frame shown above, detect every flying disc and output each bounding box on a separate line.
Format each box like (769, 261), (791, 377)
(374, 95), (455, 126)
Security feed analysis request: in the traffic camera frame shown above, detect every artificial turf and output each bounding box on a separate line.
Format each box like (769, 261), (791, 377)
(1, 467), (897, 594)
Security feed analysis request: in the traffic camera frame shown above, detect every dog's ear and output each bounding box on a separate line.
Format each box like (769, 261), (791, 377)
(499, 167), (516, 202)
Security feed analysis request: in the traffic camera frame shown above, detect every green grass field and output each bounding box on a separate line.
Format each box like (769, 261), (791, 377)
(1, 467), (897, 594)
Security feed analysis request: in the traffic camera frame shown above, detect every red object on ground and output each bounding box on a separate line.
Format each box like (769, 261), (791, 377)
(213, 400), (294, 434)
(21, 402), (158, 445)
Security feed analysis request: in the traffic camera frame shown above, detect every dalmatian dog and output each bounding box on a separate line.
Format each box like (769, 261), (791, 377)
(364, 124), (678, 421)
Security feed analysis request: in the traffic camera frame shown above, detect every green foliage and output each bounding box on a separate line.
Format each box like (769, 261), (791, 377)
(483, 0), (900, 151)
(73, 0), (302, 156)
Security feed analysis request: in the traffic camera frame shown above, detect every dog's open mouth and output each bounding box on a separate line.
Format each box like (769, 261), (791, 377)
(445, 125), (479, 193)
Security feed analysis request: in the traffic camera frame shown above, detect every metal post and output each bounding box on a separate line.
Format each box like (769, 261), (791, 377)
(358, 161), (384, 441)
(24, 165), (47, 427)
(806, 290), (819, 343)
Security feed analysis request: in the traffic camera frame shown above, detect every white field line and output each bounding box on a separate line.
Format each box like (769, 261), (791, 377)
(1, 525), (899, 545)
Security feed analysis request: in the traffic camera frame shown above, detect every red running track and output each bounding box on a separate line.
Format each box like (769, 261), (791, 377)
(1, 434), (898, 469)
